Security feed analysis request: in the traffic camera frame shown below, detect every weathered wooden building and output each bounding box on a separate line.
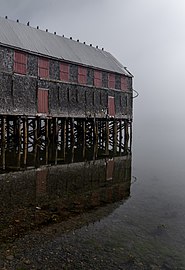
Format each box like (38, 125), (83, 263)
(0, 16), (133, 152)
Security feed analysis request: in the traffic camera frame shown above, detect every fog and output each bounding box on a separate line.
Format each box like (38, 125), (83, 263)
(1, 3), (185, 266)
(1, 0), (185, 147)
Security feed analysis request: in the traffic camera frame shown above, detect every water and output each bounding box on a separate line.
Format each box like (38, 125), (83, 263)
(58, 116), (185, 269)
(0, 146), (131, 241)
(1, 116), (185, 269)
(126, 115), (185, 268)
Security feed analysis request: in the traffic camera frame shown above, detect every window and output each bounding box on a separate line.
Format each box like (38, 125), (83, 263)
(60, 62), (69, 81)
(14, 51), (27, 74)
(108, 73), (115, 89)
(94, 70), (102, 87)
(38, 58), (49, 78)
(121, 76), (127, 90)
(78, 66), (87, 84)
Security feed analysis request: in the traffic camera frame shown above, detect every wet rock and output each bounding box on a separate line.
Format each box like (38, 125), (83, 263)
(6, 255), (14, 261)
(23, 258), (31, 265)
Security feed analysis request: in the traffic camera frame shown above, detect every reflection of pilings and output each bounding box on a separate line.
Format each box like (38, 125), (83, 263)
(0, 116), (132, 171)
(0, 154), (131, 242)
(113, 120), (118, 154)
(129, 120), (132, 150)
(23, 118), (28, 165)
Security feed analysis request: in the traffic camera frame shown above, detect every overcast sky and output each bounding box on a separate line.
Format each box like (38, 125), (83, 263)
(0, 0), (185, 137)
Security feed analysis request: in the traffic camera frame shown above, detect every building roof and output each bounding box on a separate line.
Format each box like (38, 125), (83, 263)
(0, 16), (131, 76)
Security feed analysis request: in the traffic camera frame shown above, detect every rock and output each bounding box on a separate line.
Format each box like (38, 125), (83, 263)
(23, 258), (31, 265)
(6, 255), (14, 261)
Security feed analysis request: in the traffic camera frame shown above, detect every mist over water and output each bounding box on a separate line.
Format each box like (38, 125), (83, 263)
(134, 111), (185, 177)
(1, 114), (185, 269)
(125, 107), (185, 267)
(0, 0), (185, 268)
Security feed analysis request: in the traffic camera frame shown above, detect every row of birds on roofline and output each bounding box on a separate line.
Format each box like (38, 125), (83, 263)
(4, 15), (105, 51)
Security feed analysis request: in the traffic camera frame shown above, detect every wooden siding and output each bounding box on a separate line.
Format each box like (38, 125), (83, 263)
(0, 45), (132, 119)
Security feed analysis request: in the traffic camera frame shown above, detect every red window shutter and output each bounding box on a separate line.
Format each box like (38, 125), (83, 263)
(108, 96), (115, 117)
(121, 76), (127, 90)
(14, 51), (27, 74)
(78, 66), (87, 84)
(94, 70), (102, 87)
(108, 73), (115, 89)
(38, 58), (49, 78)
(60, 62), (69, 81)
(38, 88), (49, 114)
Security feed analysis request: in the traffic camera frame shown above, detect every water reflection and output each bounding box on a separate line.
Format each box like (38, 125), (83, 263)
(0, 145), (131, 242)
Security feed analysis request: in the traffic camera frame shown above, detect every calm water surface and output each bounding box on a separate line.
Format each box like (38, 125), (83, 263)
(1, 117), (185, 269)
(91, 117), (185, 269)
(59, 117), (185, 269)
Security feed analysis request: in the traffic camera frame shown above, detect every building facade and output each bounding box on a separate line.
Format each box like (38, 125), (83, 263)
(0, 17), (133, 157)
(0, 17), (133, 119)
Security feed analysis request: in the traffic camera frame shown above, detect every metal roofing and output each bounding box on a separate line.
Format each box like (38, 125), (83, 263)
(0, 16), (131, 76)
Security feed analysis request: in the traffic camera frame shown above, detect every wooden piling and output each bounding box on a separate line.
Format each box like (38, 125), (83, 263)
(124, 120), (129, 153)
(71, 118), (74, 146)
(45, 118), (49, 144)
(36, 117), (41, 144)
(105, 120), (109, 155)
(129, 121), (132, 152)
(0, 114), (132, 171)
(113, 120), (118, 154)
(23, 117), (28, 165)
(63, 118), (66, 159)
(18, 117), (21, 145)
